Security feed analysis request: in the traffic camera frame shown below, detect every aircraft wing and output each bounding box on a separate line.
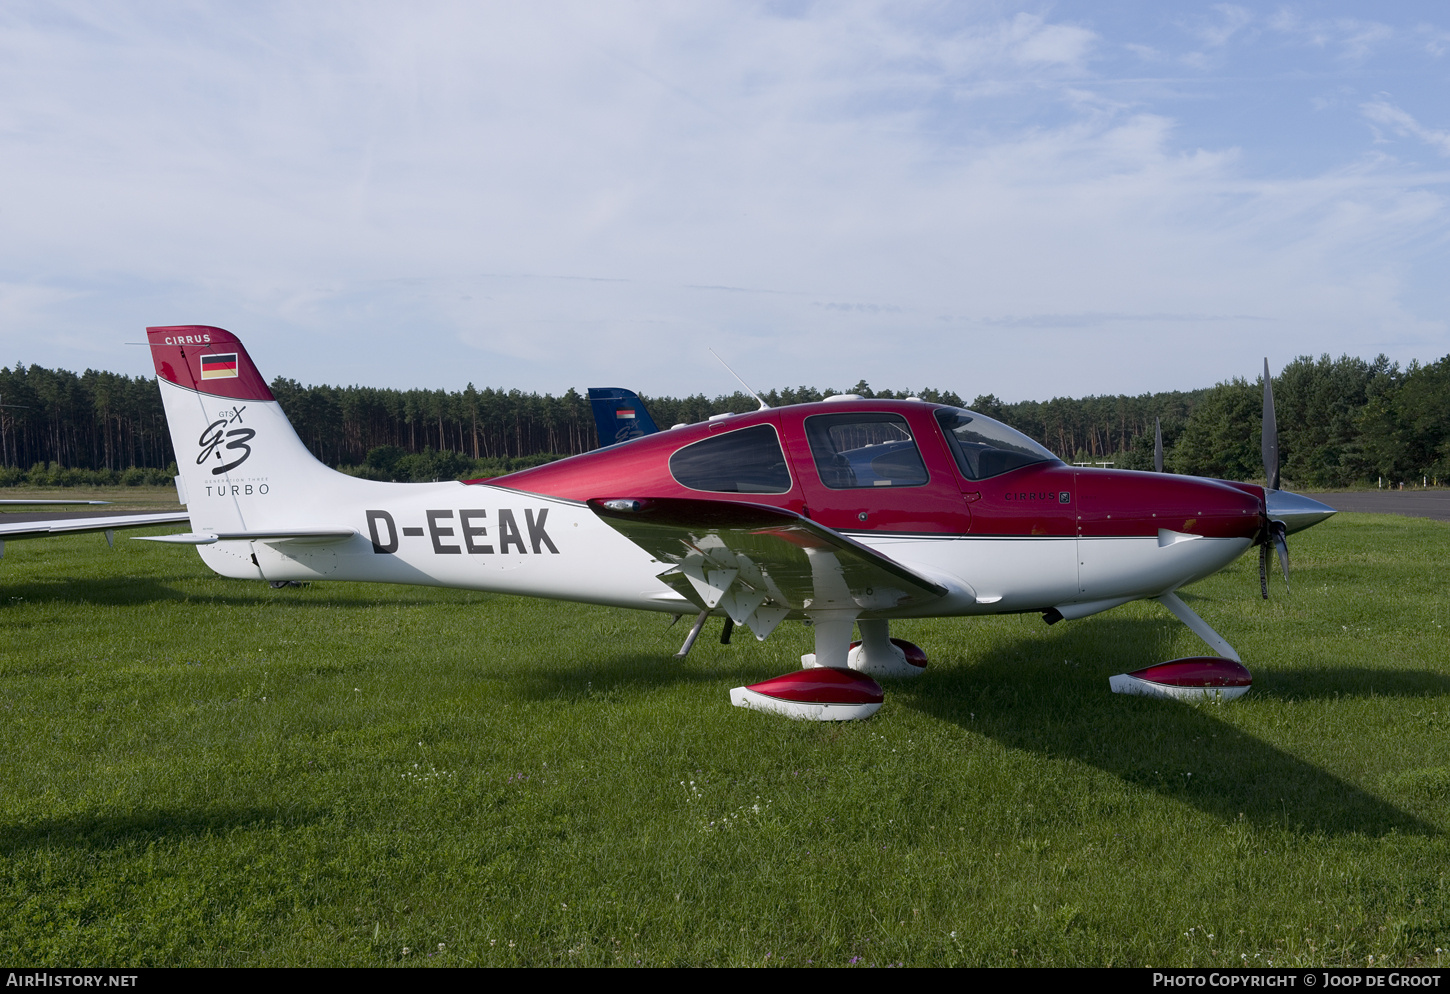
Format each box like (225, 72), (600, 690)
(0, 510), (191, 544)
(588, 497), (948, 640)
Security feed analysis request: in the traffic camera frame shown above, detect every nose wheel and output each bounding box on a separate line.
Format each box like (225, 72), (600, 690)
(1109, 592), (1253, 700)
(1109, 657), (1253, 701)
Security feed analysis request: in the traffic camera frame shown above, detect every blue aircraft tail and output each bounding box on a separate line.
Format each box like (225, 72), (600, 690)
(587, 387), (660, 448)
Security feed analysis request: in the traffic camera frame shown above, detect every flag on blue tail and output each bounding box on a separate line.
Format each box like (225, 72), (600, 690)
(587, 388), (659, 448)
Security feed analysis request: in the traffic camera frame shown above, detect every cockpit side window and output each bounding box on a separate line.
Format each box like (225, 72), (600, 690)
(803, 413), (929, 489)
(669, 424), (792, 494)
(934, 408), (1060, 481)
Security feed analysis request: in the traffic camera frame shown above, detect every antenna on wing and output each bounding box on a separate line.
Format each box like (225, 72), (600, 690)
(708, 348), (770, 410)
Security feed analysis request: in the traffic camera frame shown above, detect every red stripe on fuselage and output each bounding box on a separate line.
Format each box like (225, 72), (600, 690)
(490, 400), (1263, 542)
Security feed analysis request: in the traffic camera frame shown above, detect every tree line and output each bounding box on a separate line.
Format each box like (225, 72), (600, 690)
(0, 353), (1445, 488)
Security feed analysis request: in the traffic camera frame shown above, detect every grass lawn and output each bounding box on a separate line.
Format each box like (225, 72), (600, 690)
(0, 485), (181, 513)
(1, 512), (1448, 967)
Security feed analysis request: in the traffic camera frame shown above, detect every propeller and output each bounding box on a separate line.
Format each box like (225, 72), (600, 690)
(1258, 357), (1289, 598)
(1261, 357), (1279, 492)
(1258, 520), (1289, 599)
(1154, 417), (1163, 473)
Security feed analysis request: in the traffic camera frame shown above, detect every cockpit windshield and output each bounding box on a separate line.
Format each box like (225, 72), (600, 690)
(934, 408), (1060, 481)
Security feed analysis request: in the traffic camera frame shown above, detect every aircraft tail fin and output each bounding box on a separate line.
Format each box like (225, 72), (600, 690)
(147, 325), (344, 540)
(587, 387), (659, 448)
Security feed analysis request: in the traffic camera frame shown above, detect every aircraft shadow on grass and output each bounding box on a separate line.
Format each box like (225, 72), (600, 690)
(0, 576), (443, 611)
(900, 616), (1436, 838)
(506, 646), (752, 700)
(1, 805), (326, 857)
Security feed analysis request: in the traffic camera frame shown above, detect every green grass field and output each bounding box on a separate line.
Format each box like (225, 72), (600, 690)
(1, 513), (1448, 967)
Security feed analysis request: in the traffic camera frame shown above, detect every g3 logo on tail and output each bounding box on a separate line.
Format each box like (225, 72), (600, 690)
(198, 406), (255, 475)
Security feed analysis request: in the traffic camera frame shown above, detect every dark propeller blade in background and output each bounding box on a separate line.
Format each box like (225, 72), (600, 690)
(1257, 359), (1300, 598)
(1262, 357), (1280, 492)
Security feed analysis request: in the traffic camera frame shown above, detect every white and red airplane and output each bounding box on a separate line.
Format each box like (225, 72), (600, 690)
(141, 325), (1335, 719)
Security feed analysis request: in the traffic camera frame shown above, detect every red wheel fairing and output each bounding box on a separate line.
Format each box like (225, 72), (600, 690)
(1109, 657), (1252, 701)
(730, 667), (884, 720)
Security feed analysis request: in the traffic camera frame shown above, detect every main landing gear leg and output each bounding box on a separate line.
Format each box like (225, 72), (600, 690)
(800, 612), (856, 670)
(847, 619), (929, 678)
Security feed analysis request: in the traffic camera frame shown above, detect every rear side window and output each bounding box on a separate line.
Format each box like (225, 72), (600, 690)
(669, 424), (792, 494)
(804, 413), (929, 489)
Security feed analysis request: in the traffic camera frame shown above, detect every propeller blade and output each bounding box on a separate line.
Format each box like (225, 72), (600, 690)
(1154, 417), (1163, 473)
(1259, 542), (1269, 599)
(1272, 522), (1290, 592)
(1262, 357), (1280, 491)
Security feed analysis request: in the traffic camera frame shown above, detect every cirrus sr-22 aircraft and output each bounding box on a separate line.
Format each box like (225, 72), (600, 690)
(139, 325), (1335, 720)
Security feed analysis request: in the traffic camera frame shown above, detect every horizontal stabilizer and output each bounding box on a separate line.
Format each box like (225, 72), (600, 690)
(135, 528), (356, 545)
(0, 510), (190, 540)
(0, 499), (111, 506)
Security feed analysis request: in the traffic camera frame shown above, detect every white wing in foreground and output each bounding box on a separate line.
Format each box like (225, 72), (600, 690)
(589, 497), (947, 641)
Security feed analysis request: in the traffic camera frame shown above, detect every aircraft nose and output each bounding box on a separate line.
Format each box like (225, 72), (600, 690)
(1266, 490), (1336, 535)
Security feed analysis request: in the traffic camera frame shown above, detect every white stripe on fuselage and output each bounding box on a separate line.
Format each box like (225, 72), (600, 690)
(226, 497), (1247, 620)
(858, 531), (1251, 617)
(211, 486), (689, 612)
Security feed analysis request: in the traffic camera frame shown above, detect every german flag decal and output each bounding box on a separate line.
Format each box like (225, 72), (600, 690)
(200, 353), (239, 380)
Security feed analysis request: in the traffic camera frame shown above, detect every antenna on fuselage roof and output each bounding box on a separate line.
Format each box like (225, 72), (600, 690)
(708, 348), (770, 410)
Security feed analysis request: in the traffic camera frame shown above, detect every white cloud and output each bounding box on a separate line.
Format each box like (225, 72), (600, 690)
(1267, 11), (1395, 62)
(1362, 99), (1450, 157)
(0, 2), (1444, 400)
(1416, 23), (1450, 57)
(1194, 4), (1254, 47)
(1007, 15), (1097, 68)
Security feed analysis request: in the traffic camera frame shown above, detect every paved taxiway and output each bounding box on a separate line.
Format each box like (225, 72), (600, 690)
(1304, 491), (1450, 523)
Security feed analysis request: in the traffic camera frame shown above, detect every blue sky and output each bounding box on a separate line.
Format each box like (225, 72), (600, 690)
(1, 2), (1447, 402)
